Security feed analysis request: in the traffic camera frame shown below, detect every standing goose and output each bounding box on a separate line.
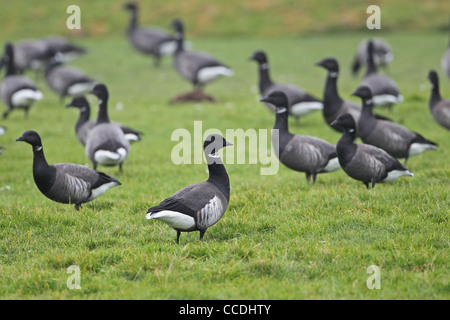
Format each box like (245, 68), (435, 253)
(66, 96), (143, 146)
(354, 86), (438, 163)
(85, 84), (130, 171)
(170, 19), (233, 102)
(261, 91), (340, 183)
(250, 50), (323, 121)
(428, 70), (450, 130)
(16, 130), (121, 210)
(360, 40), (402, 111)
(351, 38), (393, 77)
(123, 2), (176, 67)
(331, 114), (413, 189)
(0, 43), (43, 119)
(45, 56), (96, 103)
(146, 134), (232, 244)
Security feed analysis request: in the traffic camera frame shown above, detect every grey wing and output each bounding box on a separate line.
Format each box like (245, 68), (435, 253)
(367, 121), (415, 155)
(131, 27), (173, 53)
(361, 74), (399, 96)
(50, 164), (94, 203)
(347, 144), (389, 181)
(77, 121), (95, 146)
(48, 66), (92, 93)
(0, 75), (38, 105)
(175, 51), (223, 81)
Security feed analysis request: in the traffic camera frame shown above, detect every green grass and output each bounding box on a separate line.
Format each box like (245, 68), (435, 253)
(0, 2), (449, 300)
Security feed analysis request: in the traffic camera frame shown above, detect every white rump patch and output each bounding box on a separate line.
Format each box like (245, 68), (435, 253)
(124, 133), (140, 142)
(94, 148), (128, 166)
(11, 89), (43, 107)
(158, 41), (177, 56)
(290, 102), (323, 117)
(197, 66), (234, 84)
(89, 181), (120, 200)
(67, 82), (95, 96)
(323, 157), (341, 172)
(408, 143), (438, 157)
(383, 170), (414, 182)
(373, 94), (403, 107)
(146, 210), (195, 231)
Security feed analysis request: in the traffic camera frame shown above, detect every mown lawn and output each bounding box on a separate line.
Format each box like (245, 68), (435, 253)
(0, 30), (449, 299)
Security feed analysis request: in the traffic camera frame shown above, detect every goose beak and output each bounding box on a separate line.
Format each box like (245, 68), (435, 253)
(330, 120), (338, 127)
(225, 141), (233, 147)
(16, 136), (25, 142)
(259, 97), (269, 103)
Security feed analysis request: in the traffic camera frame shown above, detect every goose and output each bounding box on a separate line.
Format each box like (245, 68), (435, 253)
(428, 70), (450, 130)
(331, 114), (413, 188)
(123, 2), (176, 67)
(16, 130), (121, 210)
(0, 43), (43, 119)
(351, 38), (393, 77)
(85, 84), (130, 171)
(42, 36), (87, 64)
(260, 91), (340, 183)
(146, 134), (232, 244)
(12, 39), (51, 74)
(45, 56), (96, 103)
(66, 96), (143, 146)
(360, 40), (402, 111)
(250, 50), (323, 121)
(170, 19), (233, 100)
(316, 57), (391, 132)
(354, 86), (438, 163)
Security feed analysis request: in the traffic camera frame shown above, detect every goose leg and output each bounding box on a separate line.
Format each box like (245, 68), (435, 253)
(199, 229), (206, 241)
(153, 56), (161, 68)
(312, 173), (317, 184)
(93, 162), (97, 170)
(119, 162), (123, 172)
(74, 203), (81, 211)
(3, 110), (10, 119)
(305, 173), (311, 183)
(176, 231), (181, 244)
(364, 182), (370, 189)
(371, 179), (376, 189)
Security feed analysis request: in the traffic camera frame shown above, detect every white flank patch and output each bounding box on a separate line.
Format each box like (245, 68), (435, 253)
(383, 170), (414, 182)
(159, 41), (177, 56)
(198, 66), (234, 84)
(90, 181), (120, 200)
(373, 94), (402, 107)
(146, 210), (195, 231)
(408, 143), (438, 157)
(11, 89), (43, 107)
(290, 102), (323, 117)
(94, 148), (127, 166)
(323, 157), (341, 172)
(67, 82), (95, 96)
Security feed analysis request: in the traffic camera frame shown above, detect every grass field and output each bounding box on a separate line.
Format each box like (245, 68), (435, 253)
(0, 2), (449, 300)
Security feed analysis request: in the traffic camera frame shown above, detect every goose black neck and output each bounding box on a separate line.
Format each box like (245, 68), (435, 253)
(32, 146), (56, 195)
(323, 72), (343, 118)
(429, 77), (441, 110)
(174, 32), (184, 54)
(273, 110), (294, 152)
(76, 106), (91, 132)
(257, 63), (273, 93)
(206, 154), (230, 200)
(5, 54), (16, 76)
(127, 9), (138, 33)
(96, 99), (110, 124)
(365, 46), (378, 76)
(361, 99), (375, 118)
(336, 128), (357, 168)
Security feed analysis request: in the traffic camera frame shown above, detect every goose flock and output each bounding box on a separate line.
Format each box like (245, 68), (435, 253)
(0, 2), (449, 243)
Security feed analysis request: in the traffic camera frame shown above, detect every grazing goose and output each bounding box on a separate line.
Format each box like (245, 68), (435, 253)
(0, 43), (43, 119)
(331, 114), (413, 189)
(360, 40), (402, 111)
(146, 134), (232, 244)
(66, 96), (143, 146)
(12, 39), (51, 74)
(16, 130), (121, 210)
(354, 86), (438, 163)
(42, 36), (87, 64)
(428, 70), (450, 130)
(351, 38), (393, 77)
(170, 19), (233, 102)
(45, 57), (96, 103)
(124, 2), (176, 67)
(85, 84), (130, 171)
(250, 50), (323, 121)
(261, 91), (340, 183)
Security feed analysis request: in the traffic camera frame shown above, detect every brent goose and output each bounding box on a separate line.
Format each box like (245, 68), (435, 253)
(85, 84), (130, 171)
(351, 38), (393, 76)
(66, 96), (143, 146)
(261, 91), (340, 183)
(250, 50), (323, 121)
(16, 130), (121, 210)
(354, 86), (438, 163)
(360, 40), (402, 111)
(428, 70), (450, 130)
(146, 134), (232, 243)
(12, 39), (51, 74)
(124, 2), (176, 67)
(45, 56), (96, 103)
(170, 19), (233, 102)
(331, 114), (413, 189)
(0, 43), (43, 119)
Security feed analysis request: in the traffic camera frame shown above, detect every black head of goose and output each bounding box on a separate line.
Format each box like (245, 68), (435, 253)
(85, 84), (130, 171)
(353, 85), (438, 163)
(170, 18), (234, 92)
(351, 38), (393, 77)
(442, 16), (450, 78)
(260, 91), (340, 184)
(45, 55), (96, 103)
(66, 96), (143, 146)
(360, 40), (402, 111)
(123, 2), (176, 67)
(428, 70), (450, 130)
(146, 134), (232, 244)
(16, 130), (121, 210)
(249, 50), (323, 120)
(0, 43), (43, 119)
(331, 114), (413, 189)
